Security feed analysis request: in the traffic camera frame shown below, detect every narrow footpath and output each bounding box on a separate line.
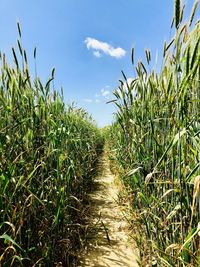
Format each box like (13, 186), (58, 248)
(78, 154), (138, 267)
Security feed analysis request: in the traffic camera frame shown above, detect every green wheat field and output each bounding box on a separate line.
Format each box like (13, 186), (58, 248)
(0, 0), (199, 266)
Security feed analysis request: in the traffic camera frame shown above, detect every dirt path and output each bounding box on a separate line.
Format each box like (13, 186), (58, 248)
(78, 155), (138, 267)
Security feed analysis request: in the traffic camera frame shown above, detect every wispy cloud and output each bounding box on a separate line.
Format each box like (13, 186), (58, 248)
(83, 98), (93, 103)
(93, 51), (101, 58)
(85, 37), (126, 59)
(83, 85), (112, 105)
(101, 88), (110, 98)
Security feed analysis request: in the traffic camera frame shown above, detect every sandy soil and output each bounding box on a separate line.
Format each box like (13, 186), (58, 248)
(78, 156), (138, 267)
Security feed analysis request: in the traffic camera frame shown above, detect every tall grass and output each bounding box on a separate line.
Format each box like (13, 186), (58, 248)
(0, 25), (103, 266)
(109, 1), (200, 266)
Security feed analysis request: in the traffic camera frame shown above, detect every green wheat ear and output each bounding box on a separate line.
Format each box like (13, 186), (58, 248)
(108, 0), (200, 265)
(131, 47), (134, 65)
(17, 21), (21, 38)
(189, 0), (199, 27)
(0, 22), (104, 265)
(34, 47), (37, 59)
(175, 0), (181, 29)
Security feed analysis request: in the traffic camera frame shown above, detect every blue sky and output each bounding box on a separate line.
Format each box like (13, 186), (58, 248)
(0, 0), (198, 126)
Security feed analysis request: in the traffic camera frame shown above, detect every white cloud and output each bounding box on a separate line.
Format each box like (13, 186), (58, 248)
(83, 86), (112, 105)
(83, 98), (93, 103)
(127, 78), (134, 85)
(85, 37), (126, 59)
(93, 51), (101, 58)
(101, 89), (110, 97)
(100, 88), (110, 99)
(121, 77), (137, 99)
(123, 78), (134, 92)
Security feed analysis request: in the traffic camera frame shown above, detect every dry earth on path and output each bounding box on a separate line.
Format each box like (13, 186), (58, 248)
(78, 156), (138, 267)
